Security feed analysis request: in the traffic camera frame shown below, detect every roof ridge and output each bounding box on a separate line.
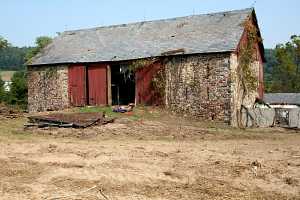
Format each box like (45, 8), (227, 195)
(63, 8), (253, 34)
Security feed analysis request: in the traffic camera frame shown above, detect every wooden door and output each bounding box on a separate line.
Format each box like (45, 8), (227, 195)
(136, 61), (162, 105)
(68, 65), (86, 106)
(88, 64), (107, 105)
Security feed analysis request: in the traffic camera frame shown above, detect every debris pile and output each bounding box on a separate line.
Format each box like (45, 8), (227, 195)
(25, 112), (114, 128)
(112, 103), (135, 113)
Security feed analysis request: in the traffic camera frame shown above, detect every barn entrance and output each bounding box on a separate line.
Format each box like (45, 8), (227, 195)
(87, 64), (107, 106)
(69, 64), (108, 107)
(69, 65), (86, 107)
(111, 64), (135, 105)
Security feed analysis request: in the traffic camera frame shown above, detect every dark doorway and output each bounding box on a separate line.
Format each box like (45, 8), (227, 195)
(111, 64), (135, 105)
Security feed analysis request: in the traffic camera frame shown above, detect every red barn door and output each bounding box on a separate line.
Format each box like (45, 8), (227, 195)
(88, 64), (107, 105)
(68, 65), (86, 106)
(136, 61), (162, 105)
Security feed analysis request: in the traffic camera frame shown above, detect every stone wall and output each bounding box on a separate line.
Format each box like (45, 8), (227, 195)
(165, 53), (232, 122)
(27, 65), (69, 112)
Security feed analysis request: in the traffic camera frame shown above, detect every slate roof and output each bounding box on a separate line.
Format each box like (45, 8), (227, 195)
(264, 93), (300, 105)
(29, 8), (256, 66)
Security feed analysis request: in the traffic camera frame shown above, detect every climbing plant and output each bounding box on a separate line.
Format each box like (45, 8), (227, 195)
(151, 66), (166, 99)
(127, 57), (167, 101)
(238, 20), (261, 93)
(236, 19), (262, 128)
(45, 67), (57, 78)
(127, 58), (157, 73)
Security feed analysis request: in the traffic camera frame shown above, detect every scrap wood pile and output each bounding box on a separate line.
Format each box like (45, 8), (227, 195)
(25, 112), (114, 128)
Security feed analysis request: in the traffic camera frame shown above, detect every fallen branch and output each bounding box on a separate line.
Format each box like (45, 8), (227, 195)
(98, 188), (110, 200)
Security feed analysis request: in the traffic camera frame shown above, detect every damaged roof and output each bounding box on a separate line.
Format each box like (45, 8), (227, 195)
(264, 93), (300, 105)
(29, 8), (256, 66)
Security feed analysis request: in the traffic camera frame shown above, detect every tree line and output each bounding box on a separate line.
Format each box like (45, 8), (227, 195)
(264, 35), (300, 92)
(0, 36), (52, 109)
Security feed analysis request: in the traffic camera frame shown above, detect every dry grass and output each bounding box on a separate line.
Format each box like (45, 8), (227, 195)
(0, 108), (299, 199)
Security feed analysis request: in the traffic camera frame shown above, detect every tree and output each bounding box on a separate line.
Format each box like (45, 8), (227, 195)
(269, 35), (300, 92)
(291, 35), (300, 74)
(0, 77), (5, 102)
(0, 46), (32, 70)
(0, 36), (9, 49)
(8, 71), (27, 106)
(26, 36), (52, 63)
(264, 49), (277, 92)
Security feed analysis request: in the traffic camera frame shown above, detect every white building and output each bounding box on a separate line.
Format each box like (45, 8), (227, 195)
(264, 93), (300, 108)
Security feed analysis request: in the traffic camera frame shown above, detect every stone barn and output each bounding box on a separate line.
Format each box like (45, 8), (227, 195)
(27, 8), (265, 126)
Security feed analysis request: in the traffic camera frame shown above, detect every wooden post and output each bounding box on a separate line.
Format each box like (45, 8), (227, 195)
(107, 64), (112, 105)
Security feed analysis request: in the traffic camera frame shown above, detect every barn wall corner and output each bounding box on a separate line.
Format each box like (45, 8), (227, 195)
(27, 65), (69, 112)
(229, 52), (261, 127)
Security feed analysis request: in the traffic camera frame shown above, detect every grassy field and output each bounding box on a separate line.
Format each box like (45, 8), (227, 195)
(0, 107), (299, 199)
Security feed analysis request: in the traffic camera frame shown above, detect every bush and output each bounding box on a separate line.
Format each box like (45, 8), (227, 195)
(0, 77), (5, 102)
(6, 71), (28, 107)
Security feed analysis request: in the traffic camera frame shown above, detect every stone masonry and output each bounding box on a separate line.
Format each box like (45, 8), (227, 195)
(165, 53), (232, 122)
(27, 65), (69, 112)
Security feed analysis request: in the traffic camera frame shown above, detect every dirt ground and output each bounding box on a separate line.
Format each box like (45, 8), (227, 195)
(0, 109), (299, 200)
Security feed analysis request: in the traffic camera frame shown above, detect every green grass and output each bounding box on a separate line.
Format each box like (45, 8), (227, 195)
(79, 106), (119, 116)
(78, 105), (163, 121)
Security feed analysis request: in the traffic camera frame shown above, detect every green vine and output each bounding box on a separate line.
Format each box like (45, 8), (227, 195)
(237, 20), (262, 128)
(238, 20), (261, 94)
(127, 57), (166, 100)
(45, 67), (57, 78)
(151, 67), (166, 99)
(128, 58), (157, 72)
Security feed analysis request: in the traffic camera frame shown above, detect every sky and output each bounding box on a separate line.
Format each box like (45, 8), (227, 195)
(1, 0), (299, 48)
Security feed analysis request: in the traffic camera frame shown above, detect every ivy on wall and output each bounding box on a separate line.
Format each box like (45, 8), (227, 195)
(238, 20), (261, 94)
(151, 66), (166, 99)
(236, 19), (262, 128)
(45, 67), (57, 78)
(127, 58), (158, 73)
(126, 57), (166, 101)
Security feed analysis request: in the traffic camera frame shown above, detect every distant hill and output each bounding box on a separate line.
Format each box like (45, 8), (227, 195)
(0, 46), (33, 70)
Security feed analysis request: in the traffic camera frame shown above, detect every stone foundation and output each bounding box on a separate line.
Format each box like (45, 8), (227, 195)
(27, 65), (69, 112)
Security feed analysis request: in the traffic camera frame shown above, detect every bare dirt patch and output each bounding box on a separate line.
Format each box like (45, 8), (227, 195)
(0, 110), (299, 199)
